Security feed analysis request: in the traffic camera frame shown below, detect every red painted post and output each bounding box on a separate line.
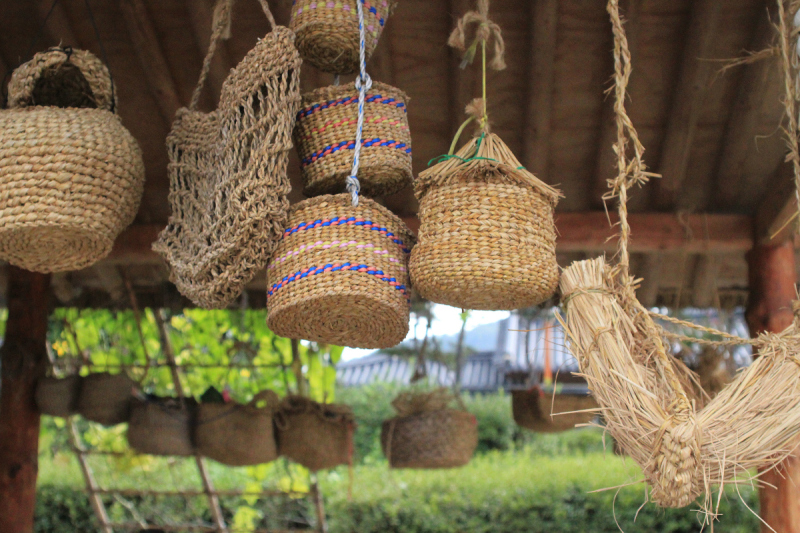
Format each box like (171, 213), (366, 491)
(745, 240), (799, 533)
(0, 267), (51, 533)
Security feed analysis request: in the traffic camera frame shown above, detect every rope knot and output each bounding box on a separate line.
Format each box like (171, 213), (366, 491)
(447, 0), (506, 71)
(465, 98), (490, 133)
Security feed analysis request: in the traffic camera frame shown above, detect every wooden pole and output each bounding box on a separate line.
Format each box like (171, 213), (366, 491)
(745, 240), (799, 533)
(0, 267), (51, 533)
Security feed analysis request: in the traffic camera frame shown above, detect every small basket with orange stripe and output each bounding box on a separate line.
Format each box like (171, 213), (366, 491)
(293, 82), (412, 198)
(266, 194), (414, 348)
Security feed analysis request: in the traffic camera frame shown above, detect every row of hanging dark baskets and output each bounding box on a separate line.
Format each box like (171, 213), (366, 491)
(36, 372), (136, 426)
(0, 47), (145, 273)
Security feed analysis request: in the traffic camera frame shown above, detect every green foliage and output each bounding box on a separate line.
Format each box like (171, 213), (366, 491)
(34, 485), (96, 532)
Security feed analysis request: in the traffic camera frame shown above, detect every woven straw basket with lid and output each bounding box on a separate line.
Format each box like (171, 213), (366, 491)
(153, 0), (301, 309)
(294, 82), (412, 198)
(267, 194), (414, 348)
(411, 133), (561, 310)
(0, 47), (145, 273)
(289, 0), (395, 74)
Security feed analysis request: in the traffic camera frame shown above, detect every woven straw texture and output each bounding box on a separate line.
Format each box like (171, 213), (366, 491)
(289, 0), (394, 74)
(294, 82), (412, 197)
(267, 194), (414, 348)
(511, 387), (598, 433)
(380, 389), (477, 469)
(195, 390), (279, 466)
(35, 375), (82, 418)
(127, 397), (195, 457)
(275, 396), (355, 471)
(411, 133), (561, 310)
(0, 48), (144, 273)
(153, 25), (301, 309)
(76, 372), (135, 426)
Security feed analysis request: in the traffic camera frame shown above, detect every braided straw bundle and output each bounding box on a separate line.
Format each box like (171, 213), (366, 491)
(511, 387), (598, 434)
(267, 194), (414, 348)
(556, 0), (800, 516)
(195, 390), (280, 466)
(289, 0), (395, 74)
(154, 0), (301, 309)
(275, 395), (356, 471)
(0, 47), (144, 273)
(380, 389), (478, 469)
(294, 82), (412, 197)
(411, 133), (561, 310)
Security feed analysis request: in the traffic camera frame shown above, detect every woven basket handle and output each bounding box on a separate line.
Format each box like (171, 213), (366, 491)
(190, 0), (277, 110)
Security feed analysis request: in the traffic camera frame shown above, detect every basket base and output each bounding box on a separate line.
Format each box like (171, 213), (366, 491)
(268, 291), (409, 349)
(0, 225), (112, 273)
(303, 165), (412, 198)
(294, 22), (362, 74)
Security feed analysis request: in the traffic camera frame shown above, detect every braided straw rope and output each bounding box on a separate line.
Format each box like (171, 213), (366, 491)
(153, 0), (301, 309)
(289, 0), (395, 74)
(267, 194), (414, 348)
(559, 0), (800, 517)
(0, 47), (144, 273)
(294, 82), (412, 198)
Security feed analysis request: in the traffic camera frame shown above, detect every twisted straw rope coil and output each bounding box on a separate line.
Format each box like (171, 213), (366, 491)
(411, 133), (562, 310)
(289, 0), (395, 74)
(267, 194), (415, 349)
(153, 23), (301, 309)
(0, 48), (144, 273)
(294, 81), (412, 198)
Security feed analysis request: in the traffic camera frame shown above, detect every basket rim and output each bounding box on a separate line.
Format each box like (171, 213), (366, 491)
(300, 81), (409, 108)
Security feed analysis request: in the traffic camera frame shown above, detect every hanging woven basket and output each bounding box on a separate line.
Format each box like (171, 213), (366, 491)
(411, 133), (561, 310)
(294, 82), (412, 198)
(76, 372), (136, 426)
(380, 389), (478, 469)
(289, 0), (395, 74)
(195, 390), (279, 466)
(511, 387), (598, 433)
(35, 375), (82, 418)
(0, 47), (144, 273)
(127, 396), (196, 457)
(267, 194), (414, 348)
(153, 1), (301, 309)
(275, 396), (355, 471)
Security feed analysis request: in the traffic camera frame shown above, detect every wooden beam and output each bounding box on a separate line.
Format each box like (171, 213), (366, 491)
(120, 0), (182, 123)
(522, 0), (558, 180)
(756, 162), (797, 245)
(185, 0), (231, 103)
(636, 253), (662, 308)
(0, 268), (51, 533)
(654, 0), (723, 210)
(714, 6), (784, 209)
(745, 240), (799, 533)
(691, 254), (720, 308)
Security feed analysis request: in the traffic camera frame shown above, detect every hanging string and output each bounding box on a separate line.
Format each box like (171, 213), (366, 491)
(346, 0), (372, 207)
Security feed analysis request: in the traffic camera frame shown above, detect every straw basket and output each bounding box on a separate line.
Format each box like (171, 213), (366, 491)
(267, 194), (414, 348)
(153, 4), (301, 309)
(294, 82), (412, 197)
(128, 397), (195, 457)
(275, 396), (355, 471)
(511, 387), (598, 433)
(35, 375), (82, 418)
(76, 372), (136, 426)
(0, 47), (144, 273)
(195, 391), (279, 466)
(381, 409), (478, 469)
(289, 0), (394, 74)
(411, 133), (561, 310)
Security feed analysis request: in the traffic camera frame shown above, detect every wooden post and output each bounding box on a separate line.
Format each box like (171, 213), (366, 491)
(0, 267), (51, 533)
(745, 240), (799, 533)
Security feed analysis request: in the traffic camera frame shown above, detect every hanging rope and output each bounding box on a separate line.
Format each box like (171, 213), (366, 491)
(345, 0), (373, 207)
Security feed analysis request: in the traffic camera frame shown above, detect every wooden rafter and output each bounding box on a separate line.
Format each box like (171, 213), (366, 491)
(523, 0), (558, 180)
(636, 253), (662, 308)
(756, 162), (798, 245)
(692, 254), (720, 308)
(120, 0), (182, 123)
(653, 0), (723, 210)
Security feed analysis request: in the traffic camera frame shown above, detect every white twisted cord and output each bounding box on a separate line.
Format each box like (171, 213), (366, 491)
(347, 0), (372, 207)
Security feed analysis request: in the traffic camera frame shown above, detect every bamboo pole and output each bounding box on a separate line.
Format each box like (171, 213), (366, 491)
(69, 420), (113, 533)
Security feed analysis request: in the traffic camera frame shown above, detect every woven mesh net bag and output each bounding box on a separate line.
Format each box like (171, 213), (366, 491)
(267, 194), (414, 348)
(380, 389), (478, 469)
(153, 0), (301, 309)
(0, 47), (145, 273)
(294, 82), (412, 197)
(289, 0), (395, 74)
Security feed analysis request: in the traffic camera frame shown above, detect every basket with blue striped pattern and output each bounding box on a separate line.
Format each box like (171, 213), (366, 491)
(267, 194), (414, 348)
(294, 82), (412, 198)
